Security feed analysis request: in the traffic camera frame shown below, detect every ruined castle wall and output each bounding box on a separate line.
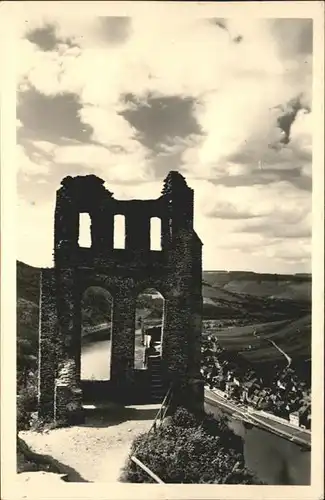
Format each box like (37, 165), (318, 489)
(39, 172), (203, 419)
(54, 268), (83, 423)
(159, 224), (204, 411)
(189, 234), (203, 378)
(38, 269), (58, 420)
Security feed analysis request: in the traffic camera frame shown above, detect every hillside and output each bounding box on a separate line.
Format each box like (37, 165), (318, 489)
(203, 271), (311, 301)
(209, 315), (311, 364)
(17, 262), (41, 305)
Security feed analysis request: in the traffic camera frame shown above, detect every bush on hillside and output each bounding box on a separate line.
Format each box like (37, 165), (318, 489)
(120, 407), (263, 484)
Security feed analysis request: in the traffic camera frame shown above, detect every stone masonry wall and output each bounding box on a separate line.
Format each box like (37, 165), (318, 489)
(54, 268), (84, 423)
(161, 225), (203, 412)
(38, 269), (58, 420)
(110, 282), (136, 393)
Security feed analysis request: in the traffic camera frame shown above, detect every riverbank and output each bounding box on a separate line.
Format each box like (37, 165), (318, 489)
(81, 324), (111, 344)
(205, 399), (310, 485)
(204, 387), (311, 448)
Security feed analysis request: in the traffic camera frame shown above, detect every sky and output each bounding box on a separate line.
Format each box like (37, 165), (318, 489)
(15, 9), (313, 273)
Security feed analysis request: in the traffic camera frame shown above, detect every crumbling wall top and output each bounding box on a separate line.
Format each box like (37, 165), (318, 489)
(60, 175), (114, 197)
(161, 171), (192, 196)
(58, 175), (114, 213)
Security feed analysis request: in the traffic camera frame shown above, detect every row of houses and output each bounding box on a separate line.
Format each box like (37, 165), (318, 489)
(223, 377), (311, 429)
(201, 336), (311, 430)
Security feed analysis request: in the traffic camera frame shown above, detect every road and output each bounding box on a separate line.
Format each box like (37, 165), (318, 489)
(204, 388), (311, 449)
(253, 329), (292, 367)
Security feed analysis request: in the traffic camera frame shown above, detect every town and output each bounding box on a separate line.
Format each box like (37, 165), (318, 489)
(201, 334), (311, 431)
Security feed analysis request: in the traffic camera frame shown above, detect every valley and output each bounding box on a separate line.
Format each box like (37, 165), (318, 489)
(17, 261), (312, 368)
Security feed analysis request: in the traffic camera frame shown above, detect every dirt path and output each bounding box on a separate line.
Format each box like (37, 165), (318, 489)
(19, 404), (159, 483)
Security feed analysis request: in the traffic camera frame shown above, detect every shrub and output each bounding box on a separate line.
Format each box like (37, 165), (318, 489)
(170, 406), (199, 428)
(17, 383), (38, 431)
(120, 407), (263, 484)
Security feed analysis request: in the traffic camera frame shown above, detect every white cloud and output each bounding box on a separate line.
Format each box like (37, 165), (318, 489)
(187, 178), (311, 270)
(17, 17), (312, 181)
(290, 109), (312, 159)
(17, 144), (50, 176)
(54, 144), (152, 182)
(191, 179), (310, 220)
(16, 14), (312, 272)
(77, 105), (150, 169)
(32, 140), (57, 154)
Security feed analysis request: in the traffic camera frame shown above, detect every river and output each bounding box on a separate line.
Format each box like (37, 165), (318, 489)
(205, 401), (310, 485)
(81, 339), (111, 380)
(81, 339), (311, 485)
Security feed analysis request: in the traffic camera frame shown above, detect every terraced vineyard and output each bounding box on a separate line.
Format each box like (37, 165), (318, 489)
(203, 315), (311, 364)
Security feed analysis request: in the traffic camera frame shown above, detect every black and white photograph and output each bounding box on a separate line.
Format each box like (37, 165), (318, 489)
(0, 1), (324, 499)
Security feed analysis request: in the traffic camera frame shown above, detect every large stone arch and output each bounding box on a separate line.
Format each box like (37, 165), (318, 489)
(132, 278), (168, 300)
(38, 171), (204, 423)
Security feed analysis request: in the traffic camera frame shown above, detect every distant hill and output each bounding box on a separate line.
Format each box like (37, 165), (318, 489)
(17, 262), (311, 306)
(203, 271), (311, 301)
(17, 262), (41, 305)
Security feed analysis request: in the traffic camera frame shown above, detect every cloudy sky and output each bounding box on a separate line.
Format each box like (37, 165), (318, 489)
(16, 7), (313, 273)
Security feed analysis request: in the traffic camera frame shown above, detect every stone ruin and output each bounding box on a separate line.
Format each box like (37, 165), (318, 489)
(38, 171), (204, 423)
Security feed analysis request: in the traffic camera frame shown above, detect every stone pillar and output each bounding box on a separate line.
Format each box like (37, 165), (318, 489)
(38, 269), (58, 420)
(162, 294), (203, 413)
(188, 294), (203, 377)
(188, 233), (204, 404)
(54, 361), (83, 424)
(54, 189), (79, 252)
(110, 285), (136, 397)
(74, 290), (82, 383)
(125, 211), (150, 251)
(161, 215), (172, 251)
(161, 227), (204, 413)
(54, 268), (83, 424)
(162, 295), (191, 379)
(91, 205), (114, 252)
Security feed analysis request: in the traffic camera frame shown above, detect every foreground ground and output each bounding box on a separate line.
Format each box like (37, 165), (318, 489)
(19, 404), (160, 483)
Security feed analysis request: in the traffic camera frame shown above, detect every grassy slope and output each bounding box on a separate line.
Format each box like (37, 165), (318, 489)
(210, 315), (311, 363)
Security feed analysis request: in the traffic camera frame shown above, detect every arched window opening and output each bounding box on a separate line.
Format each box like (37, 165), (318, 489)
(114, 214), (126, 249)
(134, 288), (164, 370)
(80, 286), (113, 381)
(150, 217), (162, 251)
(78, 213), (92, 248)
